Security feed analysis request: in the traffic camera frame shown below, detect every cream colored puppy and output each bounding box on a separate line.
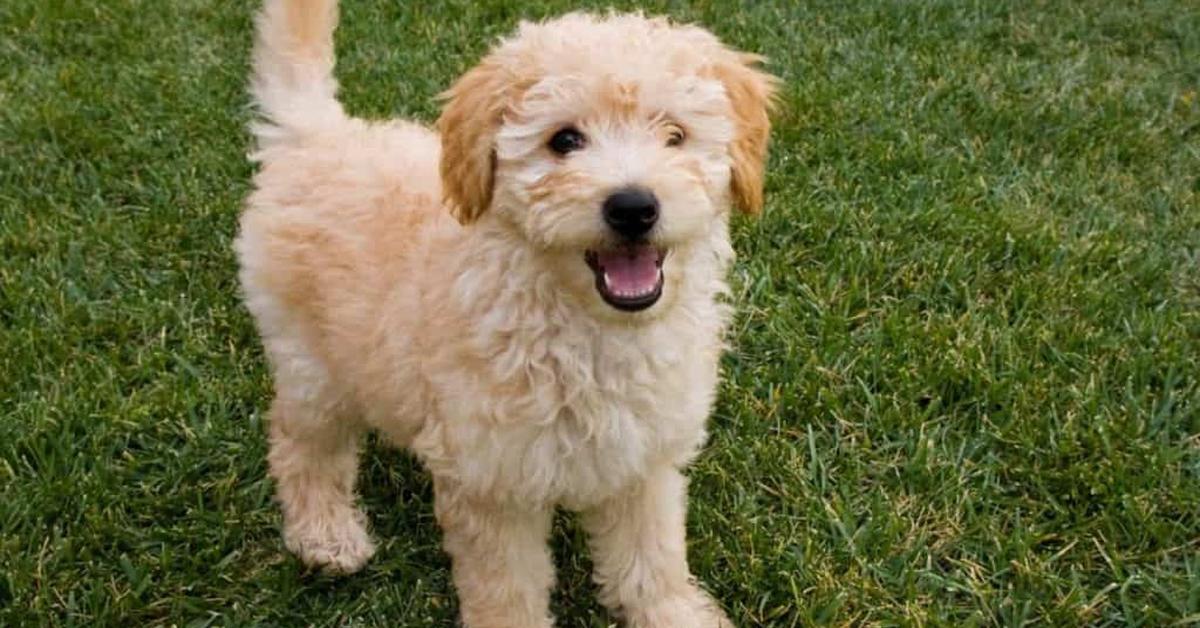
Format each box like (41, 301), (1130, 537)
(236, 1), (775, 626)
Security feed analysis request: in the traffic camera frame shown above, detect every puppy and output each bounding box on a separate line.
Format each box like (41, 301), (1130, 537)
(236, 1), (775, 626)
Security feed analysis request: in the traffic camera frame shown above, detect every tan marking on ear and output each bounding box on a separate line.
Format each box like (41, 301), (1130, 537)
(437, 61), (503, 224)
(437, 61), (533, 224)
(709, 52), (779, 215)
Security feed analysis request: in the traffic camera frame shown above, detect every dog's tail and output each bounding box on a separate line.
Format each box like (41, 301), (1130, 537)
(249, 0), (346, 150)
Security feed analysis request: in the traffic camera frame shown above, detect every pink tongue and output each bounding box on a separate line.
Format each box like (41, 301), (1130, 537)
(599, 248), (660, 295)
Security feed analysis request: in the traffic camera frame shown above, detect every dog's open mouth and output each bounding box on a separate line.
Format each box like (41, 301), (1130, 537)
(585, 246), (665, 311)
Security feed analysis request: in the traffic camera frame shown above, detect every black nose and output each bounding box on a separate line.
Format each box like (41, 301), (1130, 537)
(603, 187), (659, 239)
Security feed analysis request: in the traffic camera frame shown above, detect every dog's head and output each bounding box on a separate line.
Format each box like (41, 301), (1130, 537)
(437, 13), (776, 317)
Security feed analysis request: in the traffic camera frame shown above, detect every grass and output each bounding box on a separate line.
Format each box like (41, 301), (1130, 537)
(2, 0), (1198, 625)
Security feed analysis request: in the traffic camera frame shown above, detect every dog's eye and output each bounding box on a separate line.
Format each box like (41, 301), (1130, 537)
(665, 124), (686, 148)
(548, 128), (587, 155)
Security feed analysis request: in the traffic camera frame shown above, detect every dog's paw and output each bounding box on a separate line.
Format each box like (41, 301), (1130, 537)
(283, 510), (376, 575)
(625, 587), (733, 628)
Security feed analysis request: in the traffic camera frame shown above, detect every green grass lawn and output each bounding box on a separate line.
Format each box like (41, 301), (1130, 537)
(2, 0), (1199, 625)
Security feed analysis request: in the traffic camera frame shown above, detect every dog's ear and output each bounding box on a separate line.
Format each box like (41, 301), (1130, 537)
(710, 52), (778, 215)
(437, 60), (512, 225)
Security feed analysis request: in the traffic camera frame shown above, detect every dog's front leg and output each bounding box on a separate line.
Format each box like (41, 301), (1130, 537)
(582, 465), (732, 628)
(435, 485), (556, 628)
(268, 397), (374, 575)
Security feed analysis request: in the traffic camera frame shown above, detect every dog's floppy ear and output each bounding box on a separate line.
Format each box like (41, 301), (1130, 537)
(437, 60), (512, 225)
(710, 52), (778, 215)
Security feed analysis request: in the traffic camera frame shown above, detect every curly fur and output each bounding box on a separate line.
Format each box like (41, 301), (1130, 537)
(236, 1), (776, 626)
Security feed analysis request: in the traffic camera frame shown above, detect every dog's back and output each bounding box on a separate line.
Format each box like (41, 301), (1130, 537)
(239, 0), (447, 345)
(236, 0), (451, 433)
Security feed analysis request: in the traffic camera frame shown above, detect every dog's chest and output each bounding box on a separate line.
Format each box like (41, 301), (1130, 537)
(421, 328), (719, 508)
